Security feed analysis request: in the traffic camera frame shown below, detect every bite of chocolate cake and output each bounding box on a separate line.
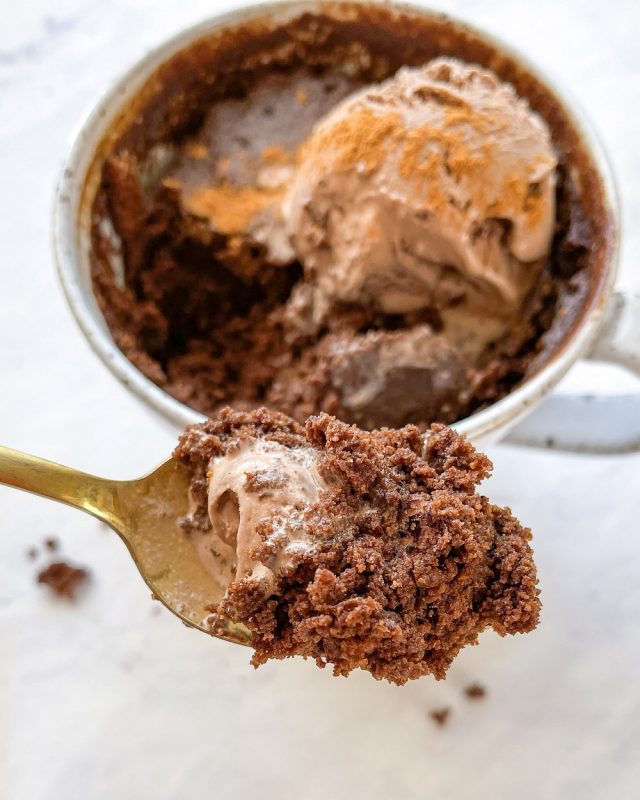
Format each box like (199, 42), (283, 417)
(175, 408), (539, 684)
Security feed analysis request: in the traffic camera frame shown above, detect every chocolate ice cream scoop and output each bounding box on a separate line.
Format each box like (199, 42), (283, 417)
(199, 437), (327, 595)
(286, 57), (558, 357)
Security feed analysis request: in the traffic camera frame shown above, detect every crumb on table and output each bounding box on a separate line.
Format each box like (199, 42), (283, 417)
(429, 708), (451, 727)
(464, 683), (487, 700)
(37, 561), (89, 600)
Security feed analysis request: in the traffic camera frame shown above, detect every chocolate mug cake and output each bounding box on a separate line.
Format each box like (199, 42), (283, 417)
(88, 2), (609, 433)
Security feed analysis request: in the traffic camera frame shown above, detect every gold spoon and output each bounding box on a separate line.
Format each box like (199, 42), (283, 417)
(0, 445), (251, 645)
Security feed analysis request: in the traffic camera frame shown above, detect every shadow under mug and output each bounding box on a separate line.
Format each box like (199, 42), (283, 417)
(53, 0), (640, 454)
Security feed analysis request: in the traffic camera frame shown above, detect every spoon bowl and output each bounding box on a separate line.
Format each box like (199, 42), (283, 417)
(0, 445), (251, 645)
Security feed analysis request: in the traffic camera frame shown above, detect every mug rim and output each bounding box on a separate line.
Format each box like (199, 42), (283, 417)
(53, 0), (621, 438)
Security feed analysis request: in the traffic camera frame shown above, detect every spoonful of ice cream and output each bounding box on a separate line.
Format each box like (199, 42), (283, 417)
(0, 408), (539, 684)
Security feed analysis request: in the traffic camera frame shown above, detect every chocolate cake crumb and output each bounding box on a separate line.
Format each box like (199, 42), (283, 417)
(175, 408), (540, 684)
(26, 547), (38, 561)
(44, 537), (59, 552)
(429, 708), (451, 727)
(244, 468), (288, 495)
(37, 561), (89, 600)
(464, 682), (487, 700)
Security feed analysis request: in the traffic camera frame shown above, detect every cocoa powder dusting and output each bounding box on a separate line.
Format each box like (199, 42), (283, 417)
(443, 105), (492, 134)
(183, 183), (284, 234)
(308, 100), (542, 226)
(261, 145), (294, 165)
(186, 141), (209, 160)
(303, 107), (402, 173)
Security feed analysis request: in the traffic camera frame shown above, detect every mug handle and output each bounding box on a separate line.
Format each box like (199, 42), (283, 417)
(504, 291), (640, 453)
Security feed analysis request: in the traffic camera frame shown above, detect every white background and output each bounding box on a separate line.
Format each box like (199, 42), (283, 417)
(1, 1), (639, 798)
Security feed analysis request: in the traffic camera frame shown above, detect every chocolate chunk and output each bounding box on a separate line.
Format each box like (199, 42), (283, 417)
(327, 326), (470, 428)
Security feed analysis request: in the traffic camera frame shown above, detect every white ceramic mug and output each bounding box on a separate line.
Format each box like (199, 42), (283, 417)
(53, 0), (640, 453)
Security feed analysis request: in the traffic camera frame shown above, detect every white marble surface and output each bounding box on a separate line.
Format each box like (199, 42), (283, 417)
(1, 2), (639, 798)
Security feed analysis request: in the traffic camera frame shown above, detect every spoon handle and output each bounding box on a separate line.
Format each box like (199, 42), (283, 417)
(0, 445), (119, 526)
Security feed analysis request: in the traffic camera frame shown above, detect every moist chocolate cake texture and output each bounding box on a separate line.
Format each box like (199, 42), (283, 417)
(89, 4), (609, 431)
(174, 407), (540, 684)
